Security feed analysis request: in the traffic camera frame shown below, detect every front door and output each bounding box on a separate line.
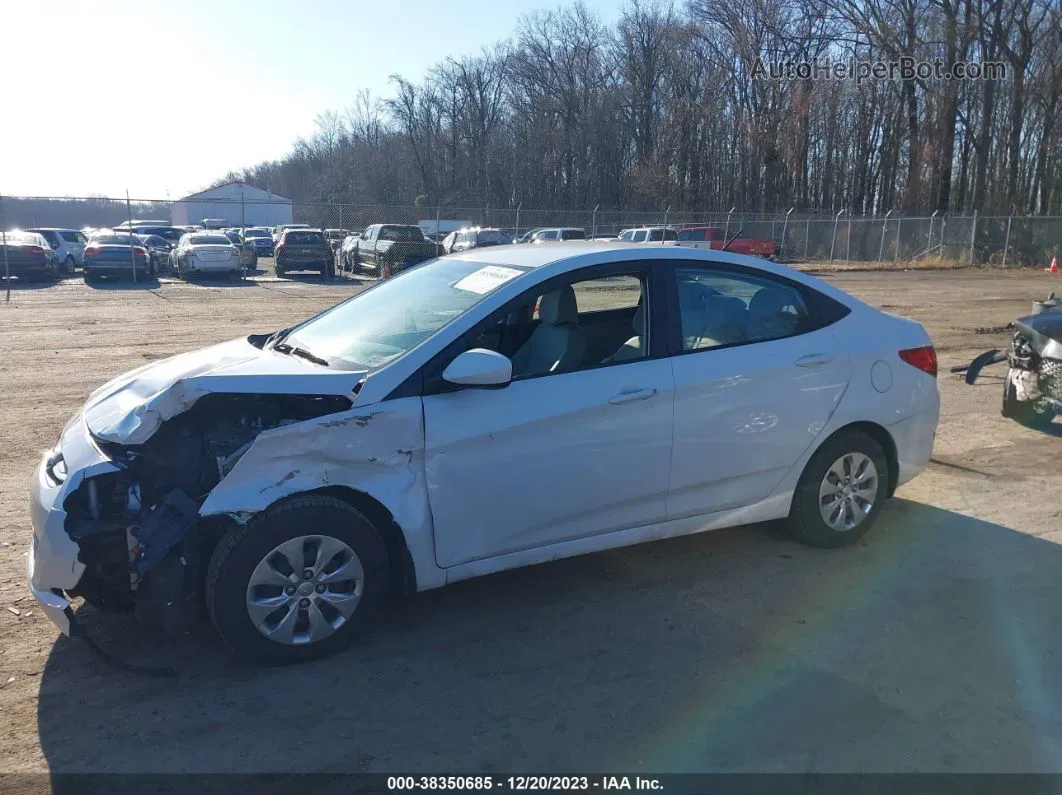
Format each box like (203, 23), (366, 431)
(422, 268), (675, 568)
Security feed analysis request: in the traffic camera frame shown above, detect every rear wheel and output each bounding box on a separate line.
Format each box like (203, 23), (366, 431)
(206, 495), (390, 665)
(275, 260), (286, 278)
(63, 255), (76, 275)
(786, 430), (889, 548)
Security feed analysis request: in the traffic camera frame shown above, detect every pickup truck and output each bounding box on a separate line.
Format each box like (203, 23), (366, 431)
(351, 224), (442, 276)
(675, 226), (779, 259)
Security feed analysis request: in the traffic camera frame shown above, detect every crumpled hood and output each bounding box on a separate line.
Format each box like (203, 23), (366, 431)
(84, 337), (366, 445)
(1015, 311), (1062, 360)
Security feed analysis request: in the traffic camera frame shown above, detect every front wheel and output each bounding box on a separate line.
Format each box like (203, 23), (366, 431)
(786, 430), (889, 548)
(63, 256), (76, 275)
(1002, 371), (1056, 428)
(206, 495), (390, 665)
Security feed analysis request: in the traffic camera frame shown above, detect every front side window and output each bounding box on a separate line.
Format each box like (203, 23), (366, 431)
(674, 266), (811, 352)
(632, 230), (647, 242)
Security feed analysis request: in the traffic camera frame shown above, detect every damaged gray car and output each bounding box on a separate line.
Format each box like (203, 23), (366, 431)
(960, 301), (1062, 428)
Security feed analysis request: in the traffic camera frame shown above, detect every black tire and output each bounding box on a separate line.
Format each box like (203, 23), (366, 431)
(206, 495), (389, 665)
(786, 429), (889, 548)
(322, 260), (335, 279)
(64, 255), (76, 275)
(84, 270), (97, 284)
(1002, 372), (1055, 428)
(275, 261), (286, 278)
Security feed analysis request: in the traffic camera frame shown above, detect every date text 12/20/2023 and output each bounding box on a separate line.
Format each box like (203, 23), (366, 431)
(387, 776), (664, 791)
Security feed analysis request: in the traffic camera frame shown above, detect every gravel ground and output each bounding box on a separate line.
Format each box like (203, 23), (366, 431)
(1, 262), (1061, 775)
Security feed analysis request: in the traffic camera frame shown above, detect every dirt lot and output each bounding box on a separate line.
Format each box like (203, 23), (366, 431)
(1, 262), (1061, 775)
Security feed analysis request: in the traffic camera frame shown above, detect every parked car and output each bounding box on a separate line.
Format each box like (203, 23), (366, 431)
(275, 228), (334, 278)
(676, 226), (779, 259)
(242, 227), (275, 256)
(272, 223), (310, 245)
(138, 234), (174, 273)
(440, 231), (458, 254)
(27, 228), (87, 274)
(169, 232), (244, 279)
(25, 244), (939, 665)
(613, 226), (678, 243)
(82, 233), (151, 282)
(448, 227), (513, 253)
(125, 225), (186, 246)
(348, 224), (440, 276)
(530, 227), (587, 242)
(515, 228), (545, 244)
(338, 233), (362, 270)
(0, 230), (62, 281)
(324, 229), (352, 252)
(223, 230), (258, 271)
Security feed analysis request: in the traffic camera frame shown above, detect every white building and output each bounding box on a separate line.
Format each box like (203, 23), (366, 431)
(171, 181), (293, 227)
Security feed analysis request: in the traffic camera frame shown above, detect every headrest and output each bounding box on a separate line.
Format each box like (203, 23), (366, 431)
(539, 286), (578, 325)
(632, 302), (647, 336)
(748, 287), (790, 318)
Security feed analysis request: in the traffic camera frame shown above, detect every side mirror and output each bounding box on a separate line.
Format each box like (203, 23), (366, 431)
(442, 348), (512, 388)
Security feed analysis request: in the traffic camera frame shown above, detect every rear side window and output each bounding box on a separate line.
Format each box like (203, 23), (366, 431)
(60, 231), (80, 243)
(561, 229), (586, 240)
(673, 265), (814, 351)
(36, 230), (61, 248)
(677, 229), (707, 242)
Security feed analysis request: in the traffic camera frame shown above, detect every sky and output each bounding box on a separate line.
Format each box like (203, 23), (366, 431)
(0, 0), (627, 200)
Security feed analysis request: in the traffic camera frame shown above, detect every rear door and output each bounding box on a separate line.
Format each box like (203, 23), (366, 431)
(664, 262), (852, 519)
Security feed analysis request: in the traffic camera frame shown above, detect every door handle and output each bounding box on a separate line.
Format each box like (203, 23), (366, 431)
(608, 387), (659, 405)
(795, 353), (834, 367)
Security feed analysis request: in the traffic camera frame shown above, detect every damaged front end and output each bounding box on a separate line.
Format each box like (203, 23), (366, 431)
(68, 393), (353, 630)
(957, 304), (1062, 428)
(32, 390), (352, 635)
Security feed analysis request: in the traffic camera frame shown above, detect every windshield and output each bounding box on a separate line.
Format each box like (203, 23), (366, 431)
(378, 226), (425, 242)
(284, 257), (532, 370)
(189, 234), (232, 245)
(90, 235), (136, 245)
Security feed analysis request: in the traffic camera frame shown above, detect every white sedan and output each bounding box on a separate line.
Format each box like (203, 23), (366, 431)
(27, 243), (938, 665)
(169, 232), (245, 278)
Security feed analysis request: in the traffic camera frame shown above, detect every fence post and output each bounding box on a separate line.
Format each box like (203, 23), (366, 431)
(829, 208), (845, 263)
(804, 218), (810, 259)
(1002, 216), (1012, 267)
(968, 209), (978, 266)
(515, 203), (520, 240)
(846, 210), (853, 264)
(126, 189), (137, 284)
(928, 209), (938, 254)
(724, 207), (735, 243)
(592, 204), (599, 239)
(339, 204), (343, 232)
(779, 207), (794, 259)
(894, 215), (903, 264)
(1, 193), (9, 303)
(878, 210), (893, 265)
(663, 206), (670, 231)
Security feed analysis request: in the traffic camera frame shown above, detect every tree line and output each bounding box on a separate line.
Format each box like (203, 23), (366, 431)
(218, 0), (1062, 216)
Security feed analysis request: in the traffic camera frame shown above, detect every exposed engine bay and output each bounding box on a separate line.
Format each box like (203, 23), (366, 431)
(63, 393), (351, 630)
(956, 295), (1062, 429)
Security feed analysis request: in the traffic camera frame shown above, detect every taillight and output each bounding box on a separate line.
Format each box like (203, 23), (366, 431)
(84, 246), (100, 256)
(899, 346), (937, 377)
(132, 246), (147, 256)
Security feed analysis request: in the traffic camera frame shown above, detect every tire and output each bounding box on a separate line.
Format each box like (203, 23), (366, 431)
(84, 271), (98, 284)
(275, 261), (286, 278)
(63, 256), (76, 275)
(206, 495), (390, 665)
(786, 429), (889, 548)
(1002, 371), (1055, 428)
(322, 260), (335, 279)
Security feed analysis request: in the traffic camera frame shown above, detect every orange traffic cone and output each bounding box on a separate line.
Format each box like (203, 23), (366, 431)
(1049, 255), (1059, 274)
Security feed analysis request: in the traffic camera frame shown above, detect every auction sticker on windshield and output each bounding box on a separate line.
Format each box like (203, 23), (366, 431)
(453, 265), (523, 295)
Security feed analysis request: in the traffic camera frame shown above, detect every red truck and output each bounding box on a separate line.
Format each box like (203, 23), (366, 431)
(675, 226), (779, 259)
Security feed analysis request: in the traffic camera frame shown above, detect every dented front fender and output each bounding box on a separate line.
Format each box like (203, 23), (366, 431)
(198, 396), (444, 590)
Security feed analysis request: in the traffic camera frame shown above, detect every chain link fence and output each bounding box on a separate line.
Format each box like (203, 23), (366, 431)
(2, 194), (1060, 268)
